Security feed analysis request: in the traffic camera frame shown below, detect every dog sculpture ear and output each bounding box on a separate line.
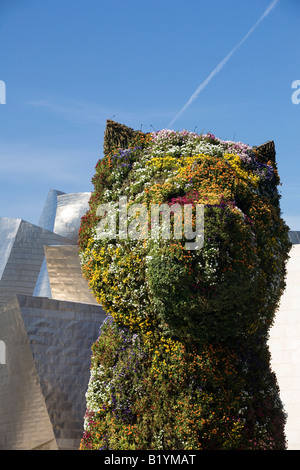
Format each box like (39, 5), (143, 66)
(103, 119), (143, 155)
(254, 140), (276, 164)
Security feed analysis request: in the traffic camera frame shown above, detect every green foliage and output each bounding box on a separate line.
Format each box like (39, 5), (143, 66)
(80, 318), (287, 450)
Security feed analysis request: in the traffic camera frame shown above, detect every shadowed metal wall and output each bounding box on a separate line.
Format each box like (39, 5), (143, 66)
(0, 294), (106, 450)
(0, 296), (57, 450)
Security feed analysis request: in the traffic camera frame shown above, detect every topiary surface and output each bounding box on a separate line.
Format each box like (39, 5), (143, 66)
(79, 121), (291, 450)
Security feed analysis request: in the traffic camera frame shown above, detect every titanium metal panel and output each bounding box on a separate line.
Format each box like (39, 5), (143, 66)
(0, 295), (106, 450)
(0, 218), (21, 279)
(0, 220), (73, 305)
(0, 296), (57, 450)
(53, 192), (90, 242)
(38, 189), (65, 233)
(33, 257), (52, 298)
(39, 190), (90, 243)
(18, 294), (106, 450)
(289, 231), (300, 244)
(44, 245), (98, 304)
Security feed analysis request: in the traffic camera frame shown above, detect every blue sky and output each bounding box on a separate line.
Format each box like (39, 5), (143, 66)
(0, 0), (300, 229)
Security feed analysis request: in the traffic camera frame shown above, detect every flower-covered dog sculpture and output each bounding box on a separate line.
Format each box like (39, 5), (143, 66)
(79, 121), (291, 450)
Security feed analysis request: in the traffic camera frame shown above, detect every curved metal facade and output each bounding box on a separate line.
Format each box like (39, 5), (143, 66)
(38, 189), (90, 243)
(0, 295), (106, 450)
(0, 189), (107, 450)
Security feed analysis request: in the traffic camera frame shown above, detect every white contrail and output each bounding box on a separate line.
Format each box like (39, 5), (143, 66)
(167, 0), (280, 128)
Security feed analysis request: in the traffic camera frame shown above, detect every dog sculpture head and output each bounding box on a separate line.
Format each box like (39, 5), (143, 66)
(79, 121), (291, 343)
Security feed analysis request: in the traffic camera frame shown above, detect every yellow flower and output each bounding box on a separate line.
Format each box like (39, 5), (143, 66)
(224, 153), (259, 187)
